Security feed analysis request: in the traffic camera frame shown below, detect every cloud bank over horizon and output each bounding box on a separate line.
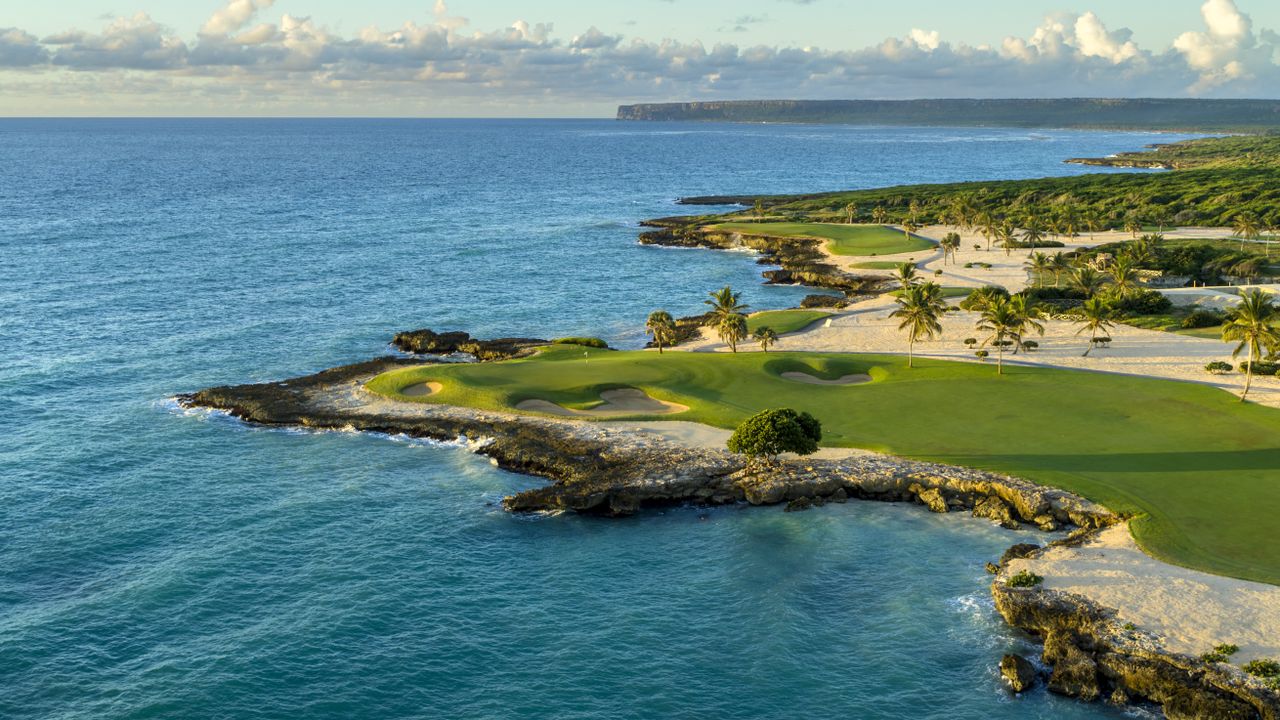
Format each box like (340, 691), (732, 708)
(1, 0), (1278, 115)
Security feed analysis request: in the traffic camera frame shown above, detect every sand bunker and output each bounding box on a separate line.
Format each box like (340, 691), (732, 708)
(401, 381), (444, 397)
(515, 388), (688, 417)
(780, 371), (871, 386)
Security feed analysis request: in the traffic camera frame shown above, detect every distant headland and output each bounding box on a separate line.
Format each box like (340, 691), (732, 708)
(616, 98), (1280, 132)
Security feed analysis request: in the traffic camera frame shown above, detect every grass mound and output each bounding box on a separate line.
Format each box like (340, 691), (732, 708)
(711, 222), (935, 257)
(746, 310), (831, 335)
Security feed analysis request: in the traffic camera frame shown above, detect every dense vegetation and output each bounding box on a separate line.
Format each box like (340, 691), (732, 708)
(618, 99), (1280, 132)
(368, 345), (1280, 584)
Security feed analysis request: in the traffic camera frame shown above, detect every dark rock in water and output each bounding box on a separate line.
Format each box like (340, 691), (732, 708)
(1001, 653), (1038, 693)
(800, 294), (849, 309)
(784, 497), (814, 512)
(909, 482), (949, 513)
(1044, 631), (1102, 701)
(392, 328), (547, 361)
(1000, 543), (1042, 567)
(986, 562), (1001, 575)
(973, 495), (1021, 529)
(828, 487), (848, 503)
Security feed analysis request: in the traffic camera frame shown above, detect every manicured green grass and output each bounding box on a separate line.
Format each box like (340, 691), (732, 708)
(746, 310), (831, 335)
(711, 222), (936, 257)
(1123, 313), (1226, 339)
(849, 260), (908, 270)
(888, 286), (972, 299)
(367, 345), (1280, 584)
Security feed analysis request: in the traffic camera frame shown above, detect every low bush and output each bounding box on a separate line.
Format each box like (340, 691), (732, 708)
(1021, 341), (1039, 351)
(1182, 309), (1226, 329)
(552, 337), (610, 349)
(1004, 239), (1066, 249)
(1240, 361), (1280, 376)
(1112, 289), (1173, 316)
(1205, 361), (1234, 375)
(963, 338), (978, 347)
(1244, 658), (1280, 678)
(1006, 570), (1044, 588)
(1023, 286), (1086, 302)
(975, 350), (989, 360)
(960, 285), (1009, 310)
(1201, 644), (1240, 663)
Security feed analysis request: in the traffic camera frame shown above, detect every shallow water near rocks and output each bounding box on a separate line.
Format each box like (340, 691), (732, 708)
(0, 119), (1190, 718)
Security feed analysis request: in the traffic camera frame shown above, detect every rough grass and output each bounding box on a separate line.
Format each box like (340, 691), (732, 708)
(367, 345), (1280, 585)
(888, 286), (972, 299)
(710, 222), (935, 257)
(746, 310), (831, 335)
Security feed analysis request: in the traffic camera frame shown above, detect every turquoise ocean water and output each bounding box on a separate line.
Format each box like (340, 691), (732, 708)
(0, 120), (1193, 719)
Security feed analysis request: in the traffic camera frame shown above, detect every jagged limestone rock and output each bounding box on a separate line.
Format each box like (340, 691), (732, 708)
(1001, 654), (1038, 693)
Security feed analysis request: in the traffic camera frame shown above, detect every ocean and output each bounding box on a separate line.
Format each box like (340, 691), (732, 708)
(0, 119), (1193, 719)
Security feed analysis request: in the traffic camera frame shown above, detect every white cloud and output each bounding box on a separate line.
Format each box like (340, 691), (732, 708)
(2, 2), (1278, 113)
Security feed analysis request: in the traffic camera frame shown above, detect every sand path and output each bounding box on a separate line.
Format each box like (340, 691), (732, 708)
(1006, 524), (1280, 663)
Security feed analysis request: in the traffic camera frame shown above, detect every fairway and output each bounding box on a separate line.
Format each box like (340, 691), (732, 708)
(711, 222), (935, 256)
(368, 345), (1280, 585)
(746, 309), (830, 335)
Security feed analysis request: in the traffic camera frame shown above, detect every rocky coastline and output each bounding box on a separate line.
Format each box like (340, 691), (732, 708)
(638, 217), (884, 296)
(179, 334), (1277, 719)
(993, 547), (1280, 719)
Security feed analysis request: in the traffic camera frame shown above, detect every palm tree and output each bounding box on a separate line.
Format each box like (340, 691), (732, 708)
(1124, 217), (1143, 238)
(978, 212), (998, 251)
(1024, 252), (1053, 288)
(908, 199), (921, 223)
(941, 232), (961, 264)
(645, 310), (677, 354)
(753, 198), (765, 220)
(893, 262), (919, 290)
(1007, 293), (1046, 354)
(1083, 211), (1104, 240)
(890, 282), (947, 368)
(975, 297), (1021, 375)
(1075, 297), (1116, 357)
(1021, 221), (1045, 248)
(1233, 213), (1262, 252)
(902, 219), (921, 242)
(997, 222), (1016, 256)
(1071, 266), (1108, 298)
(1050, 252), (1073, 288)
(1223, 289), (1280, 401)
(753, 326), (778, 352)
(844, 202), (858, 224)
(1108, 256), (1140, 298)
(717, 313), (748, 353)
(872, 206), (888, 225)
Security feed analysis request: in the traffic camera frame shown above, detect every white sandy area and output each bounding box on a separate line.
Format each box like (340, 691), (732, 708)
(516, 388), (689, 417)
(780, 371), (871, 386)
(1005, 524), (1280, 663)
(401, 381), (443, 397)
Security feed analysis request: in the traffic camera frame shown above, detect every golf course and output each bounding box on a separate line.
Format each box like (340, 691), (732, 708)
(745, 309), (831, 334)
(367, 343), (1280, 585)
(709, 222), (935, 256)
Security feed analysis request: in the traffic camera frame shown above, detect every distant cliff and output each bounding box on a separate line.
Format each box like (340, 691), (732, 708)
(616, 99), (1280, 131)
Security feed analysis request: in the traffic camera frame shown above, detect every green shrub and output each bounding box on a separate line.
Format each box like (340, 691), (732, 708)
(1205, 361), (1234, 375)
(1005, 239), (1066, 249)
(1006, 570), (1044, 588)
(960, 285), (1010, 311)
(1182, 309), (1226, 329)
(1201, 644), (1240, 663)
(1244, 658), (1280, 678)
(1240, 361), (1280, 376)
(975, 350), (989, 360)
(963, 338), (978, 347)
(1021, 341), (1039, 351)
(1112, 289), (1173, 316)
(1023, 286), (1086, 302)
(552, 337), (609, 349)
(727, 408), (823, 459)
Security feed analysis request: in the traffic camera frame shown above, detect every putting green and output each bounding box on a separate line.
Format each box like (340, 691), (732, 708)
(367, 345), (1280, 585)
(711, 222), (935, 257)
(746, 310), (830, 335)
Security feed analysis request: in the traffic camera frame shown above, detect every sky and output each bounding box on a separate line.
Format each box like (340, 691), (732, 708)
(1, 0), (1278, 116)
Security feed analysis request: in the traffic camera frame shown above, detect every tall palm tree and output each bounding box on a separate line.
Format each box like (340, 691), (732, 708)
(1021, 221), (1045, 248)
(997, 222), (1016, 256)
(753, 199), (764, 220)
(844, 202), (858, 224)
(1024, 252), (1053, 288)
(717, 313), (748, 353)
(908, 199), (921, 223)
(978, 213), (1000, 252)
(1007, 293), (1046, 354)
(890, 282), (947, 368)
(872, 206), (888, 225)
(893, 262), (919, 290)
(1071, 266), (1108, 298)
(941, 232), (961, 264)
(1050, 252), (1073, 288)
(1233, 213), (1262, 253)
(753, 326), (778, 352)
(1124, 217), (1143, 238)
(1075, 297), (1116, 357)
(645, 310), (677, 354)
(1223, 289), (1280, 401)
(975, 297), (1021, 375)
(1108, 256), (1141, 299)
(1083, 211), (1104, 240)
(902, 219), (921, 242)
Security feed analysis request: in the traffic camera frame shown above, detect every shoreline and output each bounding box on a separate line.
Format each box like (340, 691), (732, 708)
(178, 352), (1279, 717)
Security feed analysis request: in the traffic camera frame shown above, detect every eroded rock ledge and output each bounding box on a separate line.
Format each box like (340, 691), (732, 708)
(638, 218), (884, 295)
(177, 357), (1115, 531)
(993, 547), (1280, 719)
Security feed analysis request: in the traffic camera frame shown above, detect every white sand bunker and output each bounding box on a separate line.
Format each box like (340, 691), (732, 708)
(401, 381), (444, 397)
(780, 371), (871, 386)
(516, 388), (689, 417)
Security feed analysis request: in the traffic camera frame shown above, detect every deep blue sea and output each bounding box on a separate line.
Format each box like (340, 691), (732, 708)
(0, 120), (1196, 719)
